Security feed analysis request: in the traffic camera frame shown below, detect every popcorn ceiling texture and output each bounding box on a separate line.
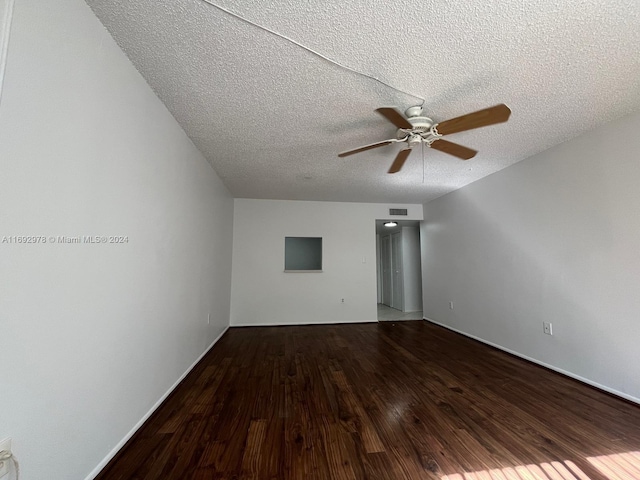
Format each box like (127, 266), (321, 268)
(85, 0), (640, 204)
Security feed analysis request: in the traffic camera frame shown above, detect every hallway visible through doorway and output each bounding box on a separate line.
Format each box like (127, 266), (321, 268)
(377, 303), (423, 321)
(376, 219), (423, 318)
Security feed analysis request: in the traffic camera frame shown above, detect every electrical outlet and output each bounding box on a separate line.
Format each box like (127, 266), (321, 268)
(543, 322), (553, 335)
(207, 313), (210, 325)
(449, 301), (454, 310)
(341, 298), (345, 303)
(0, 437), (11, 479)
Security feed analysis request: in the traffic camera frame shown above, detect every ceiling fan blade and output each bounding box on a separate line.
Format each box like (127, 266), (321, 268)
(429, 139), (478, 160)
(436, 104), (511, 136)
(338, 139), (398, 157)
(376, 107), (413, 129)
(388, 148), (412, 174)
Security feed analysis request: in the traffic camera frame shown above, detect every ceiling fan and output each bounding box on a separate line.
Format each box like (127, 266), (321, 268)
(338, 104), (511, 173)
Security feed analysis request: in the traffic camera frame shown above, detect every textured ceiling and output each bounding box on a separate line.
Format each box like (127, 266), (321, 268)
(85, 0), (640, 204)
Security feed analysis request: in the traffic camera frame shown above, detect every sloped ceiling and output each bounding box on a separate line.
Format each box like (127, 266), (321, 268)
(85, 0), (640, 204)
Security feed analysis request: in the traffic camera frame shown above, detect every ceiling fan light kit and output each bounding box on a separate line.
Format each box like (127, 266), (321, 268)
(339, 104), (511, 174)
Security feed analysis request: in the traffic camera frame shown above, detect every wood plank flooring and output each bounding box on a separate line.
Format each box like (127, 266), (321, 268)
(96, 321), (640, 480)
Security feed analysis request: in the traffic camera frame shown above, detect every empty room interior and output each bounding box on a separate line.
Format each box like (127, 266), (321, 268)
(2, 0), (640, 479)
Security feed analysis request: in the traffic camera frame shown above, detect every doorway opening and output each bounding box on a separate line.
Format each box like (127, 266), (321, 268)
(376, 220), (423, 321)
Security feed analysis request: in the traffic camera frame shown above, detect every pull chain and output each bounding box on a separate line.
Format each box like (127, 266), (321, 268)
(422, 141), (425, 184)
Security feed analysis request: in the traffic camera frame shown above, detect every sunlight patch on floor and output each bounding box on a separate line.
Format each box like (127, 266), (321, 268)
(441, 452), (640, 480)
(587, 451), (640, 479)
(441, 459), (590, 480)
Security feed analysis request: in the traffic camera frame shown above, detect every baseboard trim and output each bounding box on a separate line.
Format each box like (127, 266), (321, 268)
(423, 317), (640, 406)
(85, 325), (230, 480)
(231, 319), (377, 327)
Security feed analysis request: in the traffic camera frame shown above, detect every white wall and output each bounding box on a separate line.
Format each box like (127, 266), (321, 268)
(231, 199), (423, 325)
(0, 1), (234, 479)
(421, 111), (640, 403)
(376, 234), (382, 303)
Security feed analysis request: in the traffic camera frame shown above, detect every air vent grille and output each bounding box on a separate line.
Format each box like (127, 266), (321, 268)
(389, 208), (408, 216)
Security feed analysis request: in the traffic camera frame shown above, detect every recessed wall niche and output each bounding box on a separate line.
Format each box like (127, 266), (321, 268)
(284, 237), (322, 272)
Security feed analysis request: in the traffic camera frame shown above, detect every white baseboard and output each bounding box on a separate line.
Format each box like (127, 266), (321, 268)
(85, 325), (230, 480)
(424, 317), (640, 406)
(231, 319), (377, 327)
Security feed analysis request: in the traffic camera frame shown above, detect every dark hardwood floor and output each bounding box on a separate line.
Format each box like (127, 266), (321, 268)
(96, 321), (640, 480)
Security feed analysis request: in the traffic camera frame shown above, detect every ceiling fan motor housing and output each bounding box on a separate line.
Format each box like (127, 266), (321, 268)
(397, 114), (435, 139)
(407, 134), (422, 148)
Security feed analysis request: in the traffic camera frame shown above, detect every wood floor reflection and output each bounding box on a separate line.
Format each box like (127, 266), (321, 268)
(96, 321), (640, 480)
